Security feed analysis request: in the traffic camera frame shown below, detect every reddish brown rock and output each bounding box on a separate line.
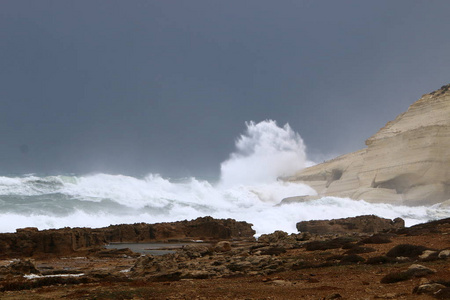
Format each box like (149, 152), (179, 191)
(0, 259), (40, 276)
(296, 215), (404, 234)
(0, 217), (449, 299)
(0, 217), (255, 258)
(101, 217), (255, 243)
(0, 227), (106, 258)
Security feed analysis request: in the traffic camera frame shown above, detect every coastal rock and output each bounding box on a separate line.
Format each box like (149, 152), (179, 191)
(381, 264), (437, 284)
(360, 233), (393, 244)
(181, 216), (255, 239)
(286, 84), (450, 206)
(181, 244), (211, 258)
(0, 217), (255, 258)
(214, 241), (232, 252)
(130, 241), (294, 280)
(258, 246), (287, 256)
(413, 283), (447, 295)
(304, 236), (358, 251)
(0, 217), (447, 299)
(258, 231), (290, 243)
(386, 244), (429, 259)
(296, 215), (404, 234)
(438, 249), (450, 259)
(131, 254), (180, 278)
(1, 218), (450, 299)
(257, 230), (308, 249)
(131, 219), (420, 282)
(0, 227), (107, 258)
(419, 250), (438, 261)
(0, 259), (40, 276)
(406, 264), (436, 277)
(103, 216), (255, 242)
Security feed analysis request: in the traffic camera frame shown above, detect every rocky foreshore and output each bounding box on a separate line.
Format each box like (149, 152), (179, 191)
(1, 215), (449, 299)
(0, 217), (255, 258)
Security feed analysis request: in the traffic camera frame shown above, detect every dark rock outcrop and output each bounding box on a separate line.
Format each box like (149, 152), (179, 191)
(296, 215), (404, 234)
(0, 227), (106, 258)
(100, 216), (254, 242)
(0, 259), (40, 276)
(0, 217), (255, 258)
(381, 264), (436, 284)
(386, 244), (431, 259)
(130, 247), (291, 280)
(257, 230), (310, 249)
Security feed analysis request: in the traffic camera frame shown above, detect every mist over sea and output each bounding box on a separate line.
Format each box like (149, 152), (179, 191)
(1, 121), (448, 235)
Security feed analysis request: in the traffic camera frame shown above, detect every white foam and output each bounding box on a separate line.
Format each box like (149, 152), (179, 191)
(0, 120), (449, 235)
(219, 120), (311, 188)
(1, 195), (448, 236)
(24, 273), (85, 279)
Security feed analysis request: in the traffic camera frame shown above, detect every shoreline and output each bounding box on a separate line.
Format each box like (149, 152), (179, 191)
(1, 216), (449, 299)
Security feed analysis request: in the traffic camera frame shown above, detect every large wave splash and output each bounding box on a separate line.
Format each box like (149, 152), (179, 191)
(219, 120), (311, 187)
(0, 120), (449, 234)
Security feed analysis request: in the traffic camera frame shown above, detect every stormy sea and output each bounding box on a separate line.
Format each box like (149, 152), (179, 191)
(1, 121), (448, 235)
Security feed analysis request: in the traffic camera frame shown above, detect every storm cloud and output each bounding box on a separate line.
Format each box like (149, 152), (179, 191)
(1, 0), (450, 178)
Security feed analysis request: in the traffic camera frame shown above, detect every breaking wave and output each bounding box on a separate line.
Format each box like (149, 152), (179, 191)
(219, 120), (312, 187)
(0, 120), (448, 235)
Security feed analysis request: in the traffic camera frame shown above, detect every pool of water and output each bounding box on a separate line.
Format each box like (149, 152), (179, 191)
(104, 242), (201, 255)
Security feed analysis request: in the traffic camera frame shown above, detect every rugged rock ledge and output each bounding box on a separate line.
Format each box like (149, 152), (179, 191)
(1, 216), (449, 299)
(285, 84), (450, 206)
(296, 215), (405, 234)
(0, 217), (255, 258)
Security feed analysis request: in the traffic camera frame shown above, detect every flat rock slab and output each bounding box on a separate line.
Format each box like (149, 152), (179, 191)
(296, 215), (404, 234)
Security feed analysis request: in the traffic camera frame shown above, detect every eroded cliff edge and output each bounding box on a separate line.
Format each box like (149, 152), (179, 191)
(285, 84), (450, 206)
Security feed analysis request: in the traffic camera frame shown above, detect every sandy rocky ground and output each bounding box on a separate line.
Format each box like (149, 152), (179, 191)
(0, 217), (449, 300)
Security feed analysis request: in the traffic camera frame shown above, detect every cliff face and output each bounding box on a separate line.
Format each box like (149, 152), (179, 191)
(287, 84), (450, 206)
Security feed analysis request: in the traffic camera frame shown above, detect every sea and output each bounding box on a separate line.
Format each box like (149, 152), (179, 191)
(1, 120), (448, 235)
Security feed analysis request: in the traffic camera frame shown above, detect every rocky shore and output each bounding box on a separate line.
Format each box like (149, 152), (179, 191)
(1, 215), (449, 299)
(2, 85), (450, 298)
(0, 217), (255, 258)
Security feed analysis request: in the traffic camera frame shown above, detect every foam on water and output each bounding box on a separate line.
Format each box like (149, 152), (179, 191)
(0, 120), (448, 235)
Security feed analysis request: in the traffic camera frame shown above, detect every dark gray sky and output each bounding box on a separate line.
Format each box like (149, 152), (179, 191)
(1, 0), (450, 178)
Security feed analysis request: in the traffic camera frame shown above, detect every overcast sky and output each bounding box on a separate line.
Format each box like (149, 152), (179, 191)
(1, 1), (450, 178)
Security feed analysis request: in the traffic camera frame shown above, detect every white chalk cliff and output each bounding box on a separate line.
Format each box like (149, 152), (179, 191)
(286, 84), (450, 206)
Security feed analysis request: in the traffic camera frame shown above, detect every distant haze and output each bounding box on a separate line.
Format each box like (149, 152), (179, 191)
(1, 1), (450, 178)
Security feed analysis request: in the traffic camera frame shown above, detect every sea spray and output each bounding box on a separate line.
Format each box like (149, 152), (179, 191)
(0, 193), (447, 235)
(219, 120), (312, 188)
(0, 120), (449, 234)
